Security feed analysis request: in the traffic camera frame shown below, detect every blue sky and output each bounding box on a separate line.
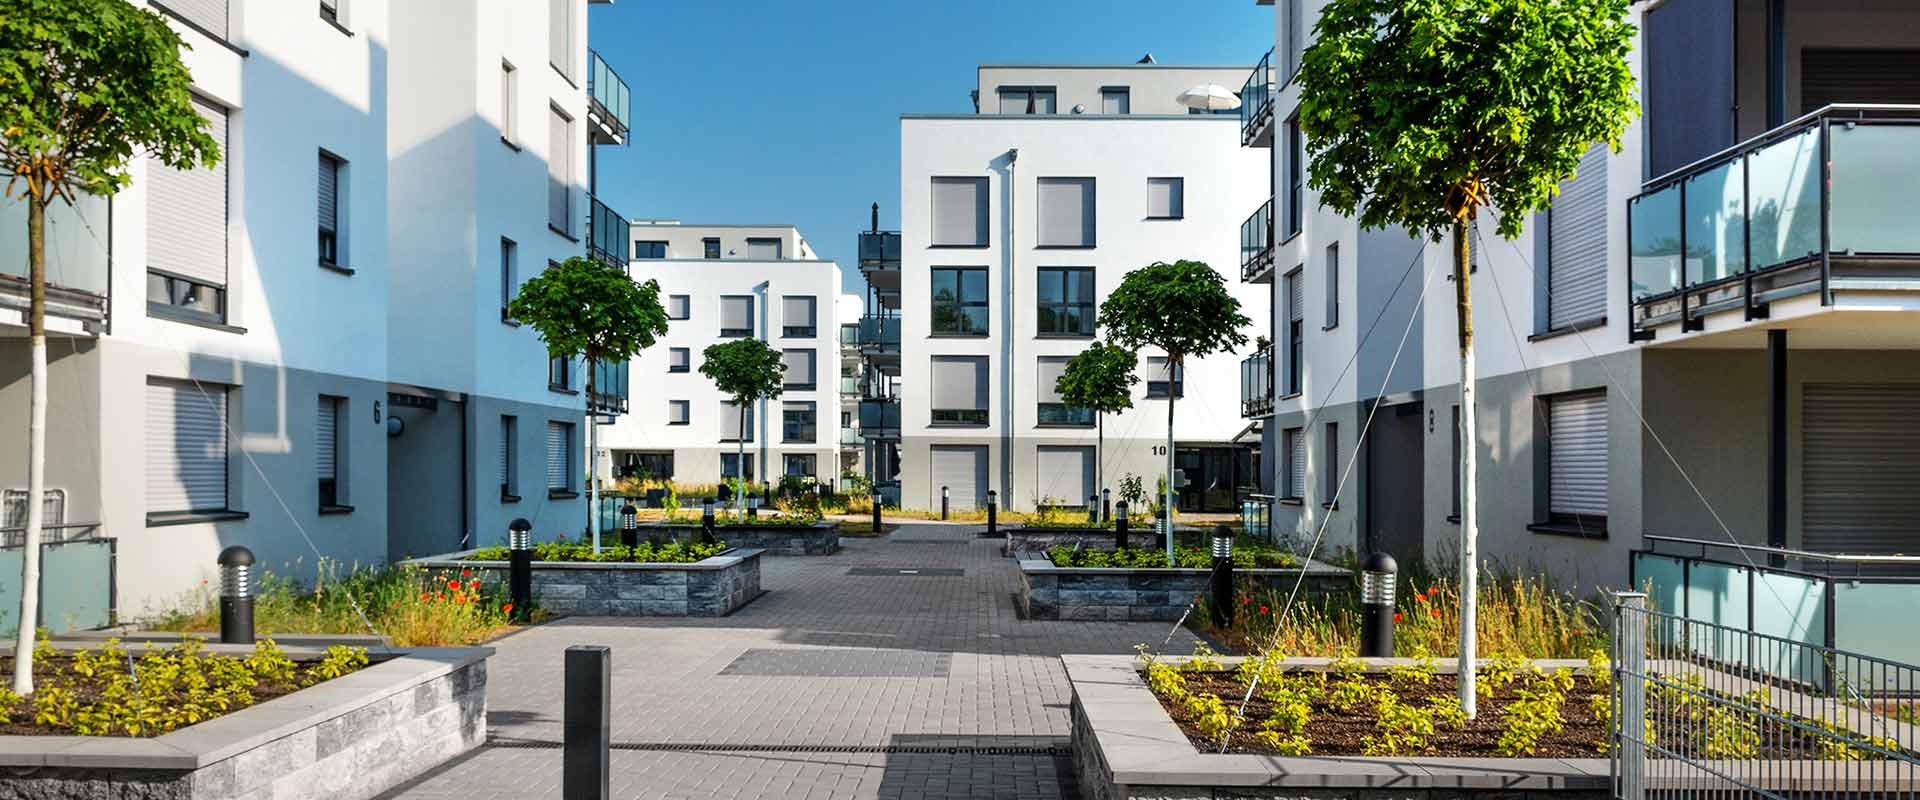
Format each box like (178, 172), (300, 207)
(587, 1), (1273, 294)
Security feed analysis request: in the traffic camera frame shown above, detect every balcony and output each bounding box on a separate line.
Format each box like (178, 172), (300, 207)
(859, 231), (901, 271)
(0, 193), (109, 335)
(587, 194), (629, 269)
(858, 399), (900, 438)
(1627, 105), (1920, 341)
(1240, 49), (1276, 148)
(856, 315), (901, 355)
(590, 357), (629, 416)
(1240, 343), (1274, 418)
(586, 49), (630, 146)
(839, 427), (864, 446)
(1240, 198), (1276, 284)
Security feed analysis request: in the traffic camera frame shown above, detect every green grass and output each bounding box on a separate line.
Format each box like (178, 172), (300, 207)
(148, 562), (517, 647)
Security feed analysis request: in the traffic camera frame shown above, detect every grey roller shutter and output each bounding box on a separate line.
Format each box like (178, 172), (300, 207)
(499, 417), (515, 489)
(930, 357), (984, 412)
(146, 380), (227, 512)
(1800, 49), (1920, 115)
(719, 296), (753, 333)
(148, 97), (228, 286)
(546, 421), (570, 490)
(1288, 271), (1304, 323)
(548, 109), (571, 233)
(1547, 143), (1609, 328)
(782, 296), (815, 332)
(931, 177), (987, 247)
(547, 0), (569, 74)
(167, 0), (227, 40)
(1803, 384), (1920, 558)
(1147, 178), (1181, 218)
(746, 238), (782, 260)
(1547, 393), (1608, 517)
(1101, 90), (1129, 115)
(781, 349), (815, 387)
(1037, 178), (1094, 247)
(668, 295), (690, 320)
(930, 446), (987, 511)
(1325, 242), (1340, 327)
(1037, 357), (1069, 404)
(316, 397), (338, 481)
(317, 154), (339, 236)
(1286, 428), (1305, 499)
(669, 348), (689, 370)
(719, 402), (752, 441)
(1323, 422), (1339, 500)
(1036, 447), (1092, 506)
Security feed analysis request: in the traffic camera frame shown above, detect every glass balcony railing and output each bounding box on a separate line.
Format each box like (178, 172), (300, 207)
(1240, 198), (1275, 283)
(587, 194), (629, 268)
(1240, 48), (1276, 147)
(858, 399), (900, 435)
(590, 358), (629, 415)
(839, 428), (864, 446)
(857, 315), (901, 352)
(859, 231), (901, 270)
(587, 50), (630, 144)
(1627, 105), (1920, 339)
(1240, 343), (1274, 418)
(0, 192), (110, 330)
(839, 324), (858, 346)
(839, 376), (859, 394)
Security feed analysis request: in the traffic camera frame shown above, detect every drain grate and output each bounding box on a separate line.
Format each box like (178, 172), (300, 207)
(846, 567), (964, 577)
(718, 647), (951, 677)
(488, 739), (1067, 755)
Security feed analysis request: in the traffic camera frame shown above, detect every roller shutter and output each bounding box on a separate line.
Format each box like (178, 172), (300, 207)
(1801, 49), (1920, 114)
(317, 154), (340, 237)
(1036, 447), (1093, 507)
(1286, 427), (1305, 499)
(166, 0), (227, 39)
(1036, 357), (1069, 404)
(316, 396), (338, 481)
(782, 349), (816, 388)
(1803, 384), (1920, 557)
(499, 417), (516, 492)
(1037, 178), (1094, 247)
(930, 446), (987, 511)
(719, 296), (753, 334)
(148, 97), (228, 286)
(1547, 143), (1609, 328)
(1147, 178), (1181, 218)
(718, 402), (753, 442)
(1547, 393), (1608, 518)
(930, 357), (986, 413)
(546, 421), (571, 490)
(746, 238), (782, 260)
(146, 379), (228, 512)
(548, 109), (571, 233)
(782, 296), (815, 331)
(931, 177), (987, 247)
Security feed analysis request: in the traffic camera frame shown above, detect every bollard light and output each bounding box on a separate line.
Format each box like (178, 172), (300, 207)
(1101, 488), (1111, 523)
(941, 485), (950, 521)
(1360, 552), (1399, 657)
(619, 502), (639, 549)
(1087, 495), (1099, 524)
(986, 489), (999, 536)
(1209, 525), (1235, 629)
(871, 491), (882, 531)
(508, 518), (533, 623)
(217, 545), (256, 644)
(563, 645), (612, 800)
(700, 499), (717, 545)
(1114, 501), (1129, 550)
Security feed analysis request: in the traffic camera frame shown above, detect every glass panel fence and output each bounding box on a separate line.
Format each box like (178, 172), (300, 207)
(1830, 122), (1920, 256)
(1682, 160), (1746, 285)
(1629, 185), (1682, 300)
(1747, 126), (1823, 271)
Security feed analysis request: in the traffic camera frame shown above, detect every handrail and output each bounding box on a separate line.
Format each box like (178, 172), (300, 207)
(1644, 533), (1920, 564)
(1642, 103), (1920, 191)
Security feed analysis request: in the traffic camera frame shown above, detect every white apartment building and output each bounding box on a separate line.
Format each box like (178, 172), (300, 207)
(1245, 0), (1920, 618)
(0, 0), (631, 620)
(597, 223), (845, 488)
(881, 63), (1272, 514)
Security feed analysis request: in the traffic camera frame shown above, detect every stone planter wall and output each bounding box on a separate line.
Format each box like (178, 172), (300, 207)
(0, 643), (490, 799)
(1000, 527), (1164, 558)
(644, 521), (839, 556)
(1018, 557), (1349, 621)
(405, 548), (763, 617)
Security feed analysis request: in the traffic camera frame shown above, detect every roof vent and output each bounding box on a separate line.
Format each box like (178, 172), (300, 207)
(1137, 53), (1156, 64)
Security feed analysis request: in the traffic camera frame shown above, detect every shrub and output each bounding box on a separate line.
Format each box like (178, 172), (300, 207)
(149, 562), (515, 647)
(1047, 545), (1298, 570)
(468, 540), (727, 564)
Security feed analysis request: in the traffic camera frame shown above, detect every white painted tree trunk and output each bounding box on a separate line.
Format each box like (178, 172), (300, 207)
(1164, 361), (1177, 562)
(14, 194), (47, 695)
(587, 360), (599, 554)
(1096, 415), (1104, 524)
(1453, 218), (1479, 719)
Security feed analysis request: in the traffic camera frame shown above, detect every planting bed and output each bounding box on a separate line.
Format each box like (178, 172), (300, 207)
(405, 547), (763, 617)
(999, 527), (1163, 556)
(1018, 553), (1347, 621)
(645, 520), (840, 555)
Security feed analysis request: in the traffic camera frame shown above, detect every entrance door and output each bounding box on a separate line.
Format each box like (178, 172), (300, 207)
(386, 394), (466, 561)
(1365, 401), (1424, 563)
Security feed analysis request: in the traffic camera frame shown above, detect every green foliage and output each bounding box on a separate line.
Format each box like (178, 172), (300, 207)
(468, 540), (726, 563)
(507, 256), (669, 371)
(148, 562), (516, 647)
(698, 338), (786, 433)
(1494, 663), (1575, 756)
(1096, 260), (1249, 366)
(1117, 474), (1146, 507)
(1296, 0), (1639, 239)
(1056, 341), (1138, 415)
(1046, 545), (1299, 570)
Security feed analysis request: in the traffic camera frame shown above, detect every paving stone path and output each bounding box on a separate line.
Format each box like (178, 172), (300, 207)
(382, 522), (1198, 799)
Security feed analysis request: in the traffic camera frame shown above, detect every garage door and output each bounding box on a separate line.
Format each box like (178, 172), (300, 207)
(1035, 446), (1093, 507)
(1803, 384), (1920, 557)
(930, 446), (987, 511)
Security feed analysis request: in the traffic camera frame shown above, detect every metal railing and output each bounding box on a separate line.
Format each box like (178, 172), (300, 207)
(589, 358), (628, 415)
(1626, 105), (1920, 341)
(858, 399), (900, 436)
(587, 49), (630, 143)
(856, 315), (900, 352)
(587, 194), (630, 269)
(1239, 343), (1274, 417)
(1240, 48), (1275, 147)
(859, 231), (901, 269)
(1611, 594), (1920, 799)
(1241, 198), (1276, 283)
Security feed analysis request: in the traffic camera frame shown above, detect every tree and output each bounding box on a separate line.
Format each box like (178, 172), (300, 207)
(698, 338), (785, 514)
(509, 257), (670, 550)
(1297, 0), (1636, 716)
(1097, 261), (1250, 557)
(1056, 341), (1137, 522)
(0, 0), (220, 695)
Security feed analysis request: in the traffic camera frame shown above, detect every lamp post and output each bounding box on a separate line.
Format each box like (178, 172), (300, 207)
(217, 545), (255, 644)
(986, 490), (999, 536)
(940, 485), (950, 521)
(1114, 501), (1129, 551)
(870, 491), (881, 533)
(508, 518), (532, 623)
(619, 502), (638, 548)
(1360, 552), (1399, 657)
(1087, 495), (1099, 524)
(699, 498), (717, 545)
(1209, 526), (1234, 629)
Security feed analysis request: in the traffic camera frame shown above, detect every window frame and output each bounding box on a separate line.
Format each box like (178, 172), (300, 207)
(1146, 177), (1184, 220)
(547, 105), (574, 238)
(930, 176), (989, 248)
(1100, 86), (1131, 115)
(317, 150), (345, 269)
(667, 294), (691, 320)
(633, 240), (667, 259)
(1536, 390), (1610, 537)
(1281, 426), (1305, 501)
(1285, 267), (1304, 396)
(930, 267), (989, 337)
(718, 295), (754, 338)
(781, 348), (817, 390)
(1036, 356), (1094, 428)
(781, 295), (818, 338)
(498, 237), (517, 323)
(499, 60), (518, 148)
(1035, 266), (1095, 338)
(1035, 176), (1096, 249)
(929, 355), (989, 427)
(548, 356), (572, 392)
(702, 237), (721, 259)
(500, 415), (519, 502)
(317, 394), (346, 511)
(1323, 241), (1339, 330)
(668, 347), (691, 373)
(1146, 358), (1185, 399)
(782, 401), (818, 444)
(546, 420), (576, 497)
(1321, 421), (1339, 508)
(667, 399), (690, 426)
(996, 85), (1058, 114)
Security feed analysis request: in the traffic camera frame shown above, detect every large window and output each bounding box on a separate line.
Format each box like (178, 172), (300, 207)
(499, 415), (518, 501)
(317, 395), (344, 509)
(1544, 391), (1608, 533)
(548, 356), (571, 390)
(783, 401), (817, 443)
(719, 295), (754, 337)
(719, 401), (754, 442)
(633, 240), (667, 259)
(1037, 177), (1095, 248)
(1285, 116), (1303, 238)
(1036, 267), (1095, 336)
(930, 356), (988, 426)
(931, 177), (988, 247)
(931, 267), (988, 335)
(1285, 268), (1303, 395)
(147, 379), (232, 518)
(547, 106), (572, 235)
(997, 86), (1056, 114)
(783, 454), (818, 478)
(1100, 87), (1130, 115)
(147, 96), (229, 325)
(500, 61), (517, 145)
(1147, 356), (1184, 399)
(318, 151), (344, 267)
(781, 349), (817, 390)
(1147, 177), (1183, 219)
(619, 452), (674, 481)
(546, 421), (574, 494)
(1324, 242), (1339, 329)
(721, 452), (755, 482)
(1036, 356), (1092, 427)
(782, 296), (817, 337)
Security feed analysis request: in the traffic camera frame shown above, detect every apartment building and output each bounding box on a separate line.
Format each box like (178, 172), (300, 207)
(597, 223), (845, 487)
(1244, 0), (1920, 613)
(880, 63), (1271, 513)
(0, 0), (632, 620)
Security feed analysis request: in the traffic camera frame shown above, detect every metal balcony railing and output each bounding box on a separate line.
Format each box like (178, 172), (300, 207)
(0, 192), (110, 332)
(1627, 105), (1920, 340)
(587, 194), (629, 268)
(1240, 343), (1274, 418)
(859, 231), (901, 270)
(857, 315), (901, 352)
(1240, 198), (1276, 283)
(587, 49), (630, 145)
(590, 358), (629, 416)
(858, 399), (900, 436)
(1240, 48), (1276, 147)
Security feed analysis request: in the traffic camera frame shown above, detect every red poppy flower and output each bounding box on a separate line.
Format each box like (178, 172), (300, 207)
(1242, 596), (1252, 606)
(1259, 606), (1269, 614)
(1427, 586), (1440, 597)
(1430, 608), (1442, 618)
(502, 603), (514, 614)
(1414, 593), (1427, 603)
(419, 593), (429, 600)
(461, 569), (472, 577)
(448, 580), (462, 591)
(1393, 612), (1403, 623)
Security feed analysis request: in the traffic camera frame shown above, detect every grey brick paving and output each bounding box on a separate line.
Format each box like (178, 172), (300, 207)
(380, 523), (1196, 800)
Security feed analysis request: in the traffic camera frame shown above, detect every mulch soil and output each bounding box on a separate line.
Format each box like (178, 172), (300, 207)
(0, 653), (323, 737)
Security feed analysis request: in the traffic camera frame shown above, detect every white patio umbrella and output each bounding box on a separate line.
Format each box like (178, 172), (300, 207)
(1176, 83), (1242, 112)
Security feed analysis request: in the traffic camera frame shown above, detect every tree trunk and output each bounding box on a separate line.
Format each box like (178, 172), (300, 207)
(1096, 414), (1104, 524)
(14, 193), (47, 695)
(737, 401), (747, 516)
(586, 357), (599, 554)
(1165, 358), (1177, 563)
(1452, 217), (1479, 719)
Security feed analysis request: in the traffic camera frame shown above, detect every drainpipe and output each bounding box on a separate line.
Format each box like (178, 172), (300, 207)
(755, 280), (771, 481)
(1002, 148), (1018, 508)
(1766, 329), (1787, 566)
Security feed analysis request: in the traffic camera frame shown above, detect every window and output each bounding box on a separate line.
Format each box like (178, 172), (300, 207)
(1147, 357), (1185, 399)
(319, 0), (341, 25)
(783, 401), (817, 443)
(997, 86), (1056, 114)
(549, 356), (571, 390)
(546, 420), (574, 494)
(147, 97), (229, 325)
(931, 177), (988, 247)
(1036, 267), (1095, 336)
(719, 401), (754, 442)
(719, 295), (754, 337)
(500, 415), (518, 500)
(667, 294), (690, 320)
(1037, 177), (1095, 248)
(782, 296), (817, 337)
(1544, 392), (1608, 532)
(318, 152), (343, 266)
(1146, 177), (1183, 220)
(1037, 356), (1092, 427)
(1322, 422), (1339, 505)
(668, 348), (690, 373)
(1100, 87), (1130, 115)
(667, 399), (689, 425)
(783, 453), (817, 478)
(746, 237), (782, 260)
(500, 61), (517, 145)
(930, 356), (988, 425)
(1545, 143), (1609, 329)
(633, 240), (667, 259)
(146, 378), (230, 516)
(548, 107), (573, 235)
(1324, 242), (1339, 329)
(930, 267), (988, 335)
(702, 237), (721, 259)
(1283, 0), (1304, 81)
(547, 0), (572, 79)
(317, 395), (344, 509)
(1282, 427), (1304, 500)
(620, 452), (674, 480)
(721, 452), (755, 482)
(499, 238), (517, 320)
(782, 349), (817, 390)
(1285, 116), (1303, 238)
(1285, 269), (1303, 395)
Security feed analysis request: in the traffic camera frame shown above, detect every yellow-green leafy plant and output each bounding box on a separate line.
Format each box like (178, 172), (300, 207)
(1184, 641), (1224, 673)
(1328, 677), (1376, 712)
(1234, 649), (1287, 689)
(1253, 729), (1313, 754)
(1145, 661), (1190, 704)
(1494, 665), (1573, 756)
(1183, 691), (1243, 741)
(1387, 654), (1438, 689)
